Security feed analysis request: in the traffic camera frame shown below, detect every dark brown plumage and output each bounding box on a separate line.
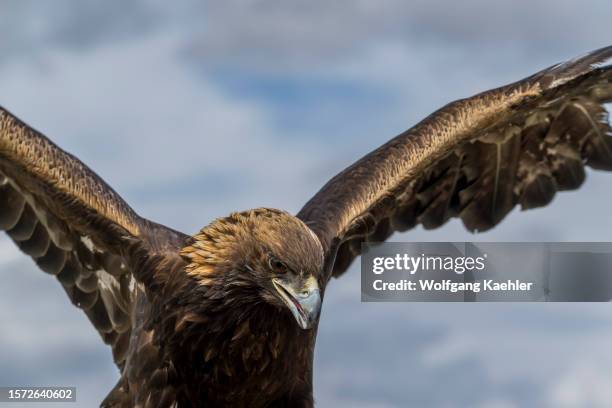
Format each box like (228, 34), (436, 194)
(0, 46), (611, 407)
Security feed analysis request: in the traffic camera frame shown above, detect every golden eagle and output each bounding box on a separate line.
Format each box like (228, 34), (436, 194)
(1, 46), (611, 407)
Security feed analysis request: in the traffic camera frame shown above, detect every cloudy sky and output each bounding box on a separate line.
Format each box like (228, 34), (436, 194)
(1, 1), (612, 407)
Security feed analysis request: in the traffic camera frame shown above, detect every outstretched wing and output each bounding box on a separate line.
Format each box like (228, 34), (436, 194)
(0, 108), (187, 367)
(298, 46), (612, 279)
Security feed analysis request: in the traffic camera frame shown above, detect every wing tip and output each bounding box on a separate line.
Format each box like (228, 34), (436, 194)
(536, 45), (612, 90)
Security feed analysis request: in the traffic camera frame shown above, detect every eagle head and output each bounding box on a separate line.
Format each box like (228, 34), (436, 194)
(180, 208), (324, 330)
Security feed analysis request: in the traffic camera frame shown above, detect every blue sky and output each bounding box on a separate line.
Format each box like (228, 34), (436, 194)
(1, 1), (612, 407)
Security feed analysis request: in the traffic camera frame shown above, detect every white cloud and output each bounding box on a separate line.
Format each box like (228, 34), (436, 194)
(548, 356), (612, 407)
(0, 32), (330, 231)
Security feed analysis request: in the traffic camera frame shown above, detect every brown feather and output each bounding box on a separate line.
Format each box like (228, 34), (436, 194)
(298, 45), (612, 279)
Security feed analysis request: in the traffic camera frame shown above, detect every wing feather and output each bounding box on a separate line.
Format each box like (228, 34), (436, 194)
(0, 108), (188, 367)
(298, 46), (612, 279)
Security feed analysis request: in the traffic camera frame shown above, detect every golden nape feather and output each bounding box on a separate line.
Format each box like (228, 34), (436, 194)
(181, 208), (324, 285)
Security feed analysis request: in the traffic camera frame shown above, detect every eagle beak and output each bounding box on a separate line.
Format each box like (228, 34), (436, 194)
(272, 276), (321, 330)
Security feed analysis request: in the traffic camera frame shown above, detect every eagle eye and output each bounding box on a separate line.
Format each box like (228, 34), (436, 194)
(268, 256), (287, 274)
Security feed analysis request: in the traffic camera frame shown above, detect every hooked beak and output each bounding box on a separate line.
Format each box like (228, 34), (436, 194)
(272, 276), (321, 330)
